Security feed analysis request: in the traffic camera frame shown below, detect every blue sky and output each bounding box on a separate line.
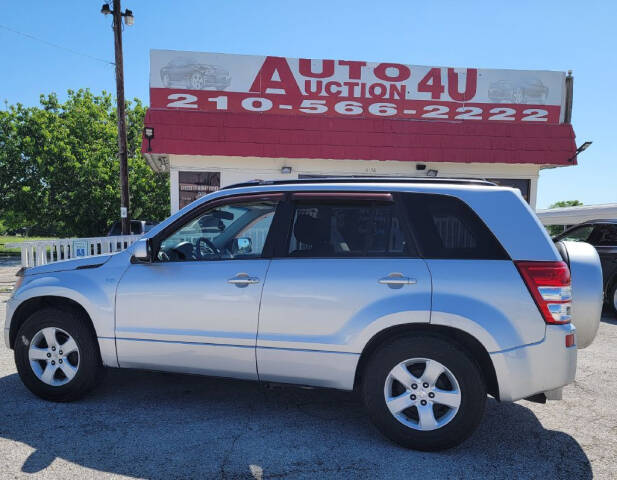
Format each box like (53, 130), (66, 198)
(1, 0), (615, 208)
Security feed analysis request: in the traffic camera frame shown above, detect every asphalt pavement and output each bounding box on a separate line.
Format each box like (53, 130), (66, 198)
(0, 259), (615, 479)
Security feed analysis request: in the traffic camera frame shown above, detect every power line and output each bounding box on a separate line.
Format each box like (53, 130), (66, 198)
(0, 24), (115, 66)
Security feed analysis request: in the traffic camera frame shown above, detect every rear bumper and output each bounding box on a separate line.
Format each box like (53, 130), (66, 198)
(491, 323), (577, 402)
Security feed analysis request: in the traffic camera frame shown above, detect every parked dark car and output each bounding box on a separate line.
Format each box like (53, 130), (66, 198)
(553, 219), (617, 314)
(107, 220), (156, 237)
(160, 57), (231, 90)
(488, 78), (548, 104)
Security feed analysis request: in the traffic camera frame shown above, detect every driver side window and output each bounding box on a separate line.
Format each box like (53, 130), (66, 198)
(157, 199), (279, 262)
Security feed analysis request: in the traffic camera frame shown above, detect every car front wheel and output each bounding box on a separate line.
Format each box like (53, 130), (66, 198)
(14, 307), (102, 402)
(362, 335), (486, 451)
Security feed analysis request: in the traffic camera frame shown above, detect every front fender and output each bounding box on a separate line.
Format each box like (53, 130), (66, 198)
(10, 267), (123, 338)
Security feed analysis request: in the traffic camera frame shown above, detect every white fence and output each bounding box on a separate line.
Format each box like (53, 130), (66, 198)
(6, 235), (142, 268)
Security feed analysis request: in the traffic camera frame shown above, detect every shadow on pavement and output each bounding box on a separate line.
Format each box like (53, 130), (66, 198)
(0, 368), (592, 479)
(601, 311), (617, 325)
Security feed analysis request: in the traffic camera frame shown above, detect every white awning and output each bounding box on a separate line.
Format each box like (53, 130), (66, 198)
(536, 203), (617, 225)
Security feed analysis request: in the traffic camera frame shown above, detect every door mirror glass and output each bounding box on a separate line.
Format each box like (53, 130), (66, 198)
(132, 239), (151, 262)
(232, 237), (252, 255)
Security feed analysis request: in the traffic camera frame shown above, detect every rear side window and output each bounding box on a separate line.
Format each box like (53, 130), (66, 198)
(401, 193), (508, 260)
(288, 201), (408, 257)
(590, 225), (617, 246)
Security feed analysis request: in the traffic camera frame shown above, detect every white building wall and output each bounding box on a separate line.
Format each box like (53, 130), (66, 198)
(168, 155), (541, 213)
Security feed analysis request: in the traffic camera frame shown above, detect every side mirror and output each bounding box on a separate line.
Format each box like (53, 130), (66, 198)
(131, 238), (151, 263)
(232, 237), (252, 255)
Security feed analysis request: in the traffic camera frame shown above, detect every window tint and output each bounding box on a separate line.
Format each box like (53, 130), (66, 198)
(560, 225), (594, 243)
(157, 199), (279, 262)
(591, 225), (617, 246)
(401, 193), (508, 260)
(288, 201), (407, 257)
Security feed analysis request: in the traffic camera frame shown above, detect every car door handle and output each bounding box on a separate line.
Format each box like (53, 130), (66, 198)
(378, 273), (417, 285)
(228, 273), (260, 285)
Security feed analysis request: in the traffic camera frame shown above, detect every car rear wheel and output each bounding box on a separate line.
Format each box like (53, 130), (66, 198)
(362, 335), (486, 451)
(14, 307), (102, 402)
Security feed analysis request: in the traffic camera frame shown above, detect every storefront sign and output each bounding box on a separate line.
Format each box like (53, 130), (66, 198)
(150, 50), (567, 124)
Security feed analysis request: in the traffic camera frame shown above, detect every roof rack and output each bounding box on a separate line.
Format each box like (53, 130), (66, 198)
(221, 177), (497, 190)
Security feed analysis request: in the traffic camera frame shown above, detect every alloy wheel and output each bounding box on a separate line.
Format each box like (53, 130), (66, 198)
(28, 327), (80, 387)
(383, 357), (461, 431)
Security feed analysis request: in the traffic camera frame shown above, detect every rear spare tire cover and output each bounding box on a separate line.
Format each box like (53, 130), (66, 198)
(556, 241), (603, 349)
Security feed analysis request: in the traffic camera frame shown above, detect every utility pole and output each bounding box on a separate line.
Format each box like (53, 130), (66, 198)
(102, 1), (134, 235)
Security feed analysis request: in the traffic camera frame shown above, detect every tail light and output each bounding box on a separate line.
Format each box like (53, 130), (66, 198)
(515, 261), (572, 325)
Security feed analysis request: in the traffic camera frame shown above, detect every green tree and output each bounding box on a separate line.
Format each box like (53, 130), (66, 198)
(0, 89), (169, 237)
(549, 200), (583, 209)
(546, 200), (583, 236)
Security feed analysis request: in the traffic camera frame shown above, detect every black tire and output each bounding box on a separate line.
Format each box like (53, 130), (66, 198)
(362, 335), (486, 451)
(14, 307), (102, 402)
(608, 281), (617, 317)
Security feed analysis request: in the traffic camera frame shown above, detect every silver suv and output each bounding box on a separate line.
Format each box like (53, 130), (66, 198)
(4, 178), (604, 450)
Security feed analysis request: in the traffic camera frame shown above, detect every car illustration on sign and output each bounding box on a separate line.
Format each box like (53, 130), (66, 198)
(488, 78), (549, 104)
(160, 57), (231, 90)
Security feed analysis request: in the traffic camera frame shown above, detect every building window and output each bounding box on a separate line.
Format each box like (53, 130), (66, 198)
(179, 171), (220, 209)
(486, 178), (531, 203)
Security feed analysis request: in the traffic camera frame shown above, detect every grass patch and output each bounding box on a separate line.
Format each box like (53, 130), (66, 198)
(0, 236), (58, 256)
